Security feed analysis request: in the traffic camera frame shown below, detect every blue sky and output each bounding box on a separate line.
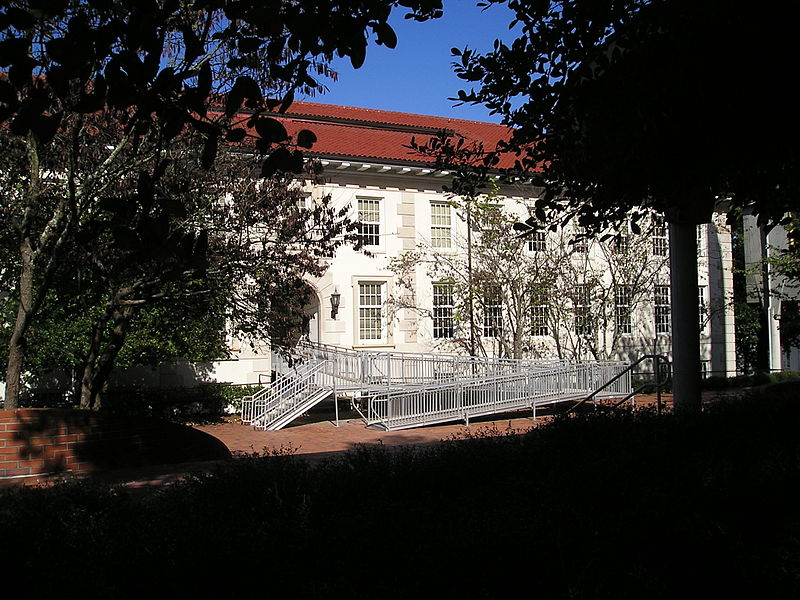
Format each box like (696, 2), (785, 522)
(301, 1), (519, 123)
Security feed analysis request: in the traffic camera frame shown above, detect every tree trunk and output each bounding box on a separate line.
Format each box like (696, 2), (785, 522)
(79, 310), (111, 410)
(3, 238), (35, 409)
(81, 305), (132, 411)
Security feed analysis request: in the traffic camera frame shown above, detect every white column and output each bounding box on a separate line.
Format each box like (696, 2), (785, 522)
(764, 229), (783, 371)
(669, 221), (702, 413)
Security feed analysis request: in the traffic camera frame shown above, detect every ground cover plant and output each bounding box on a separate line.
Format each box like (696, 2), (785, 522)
(2, 389), (799, 599)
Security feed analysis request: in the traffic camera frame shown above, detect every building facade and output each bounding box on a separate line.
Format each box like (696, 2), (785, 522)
(0, 102), (741, 404)
(216, 102), (737, 383)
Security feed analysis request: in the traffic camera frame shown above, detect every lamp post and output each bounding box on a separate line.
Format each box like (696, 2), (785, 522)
(330, 290), (340, 319)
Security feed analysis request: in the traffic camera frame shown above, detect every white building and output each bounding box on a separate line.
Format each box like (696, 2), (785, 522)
(0, 102), (740, 405)
(211, 102), (737, 384)
(743, 214), (800, 371)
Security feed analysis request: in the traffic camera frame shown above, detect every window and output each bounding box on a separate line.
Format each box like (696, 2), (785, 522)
(430, 202), (452, 248)
(574, 284), (591, 335)
(296, 195), (310, 211)
(357, 197), (381, 246)
(654, 285), (670, 334)
(615, 284), (633, 335)
(482, 286), (503, 338)
(696, 224), (706, 256)
(358, 282), (386, 342)
(698, 285), (708, 331)
(432, 282), (455, 339)
(527, 229), (547, 252)
(615, 226), (630, 253)
(652, 216), (668, 256)
(530, 293), (549, 336)
(572, 225), (588, 253)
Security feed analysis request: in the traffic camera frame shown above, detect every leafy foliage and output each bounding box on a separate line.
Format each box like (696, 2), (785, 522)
(2, 393), (800, 598)
(451, 0), (800, 233)
(0, 0), (443, 408)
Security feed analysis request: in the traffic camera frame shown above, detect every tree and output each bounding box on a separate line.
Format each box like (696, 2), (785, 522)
(390, 191), (670, 361)
(449, 0), (800, 411)
(0, 0), (443, 408)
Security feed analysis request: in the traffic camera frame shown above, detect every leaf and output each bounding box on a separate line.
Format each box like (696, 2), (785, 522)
(253, 116), (288, 143)
(259, 147), (303, 177)
(349, 44), (366, 69)
(226, 128), (246, 143)
(200, 133), (218, 170)
(226, 75), (261, 117)
(30, 112), (62, 144)
(9, 55), (36, 88)
(260, 147), (292, 178)
(156, 198), (187, 219)
(296, 129), (316, 149)
(111, 226), (140, 251)
(196, 61), (212, 98)
(373, 22), (397, 49)
(279, 88), (294, 113)
(5, 7), (36, 30)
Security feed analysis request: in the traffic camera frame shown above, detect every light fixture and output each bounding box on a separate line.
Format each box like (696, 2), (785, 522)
(330, 291), (341, 319)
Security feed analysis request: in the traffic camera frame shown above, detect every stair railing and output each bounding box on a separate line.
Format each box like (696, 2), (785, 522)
(563, 354), (671, 415)
(241, 357), (319, 424)
(250, 360), (330, 430)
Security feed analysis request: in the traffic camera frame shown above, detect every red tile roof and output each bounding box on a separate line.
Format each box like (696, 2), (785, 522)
(238, 100), (518, 169)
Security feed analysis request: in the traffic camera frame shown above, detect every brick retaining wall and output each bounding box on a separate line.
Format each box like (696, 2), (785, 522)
(0, 409), (230, 480)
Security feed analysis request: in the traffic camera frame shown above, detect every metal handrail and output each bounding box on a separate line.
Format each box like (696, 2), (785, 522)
(241, 358), (323, 423)
(250, 360), (331, 430)
(252, 342), (655, 431)
(564, 354), (671, 415)
(297, 339), (622, 387)
(362, 360), (631, 430)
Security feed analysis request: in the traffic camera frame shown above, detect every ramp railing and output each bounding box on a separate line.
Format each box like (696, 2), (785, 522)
(362, 359), (630, 430)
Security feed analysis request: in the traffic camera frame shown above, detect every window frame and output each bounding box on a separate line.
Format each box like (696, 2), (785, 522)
(526, 229), (547, 253)
(530, 294), (549, 337)
(654, 284), (671, 335)
(482, 286), (503, 338)
(574, 284), (592, 336)
(652, 216), (668, 256)
(615, 284), (633, 335)
(430, 201), (452, 249)
(698, 285), (708, 332)
(356, 196), (381, 247)
(432, 282), (455, 339)
(357, 281), (387, 344)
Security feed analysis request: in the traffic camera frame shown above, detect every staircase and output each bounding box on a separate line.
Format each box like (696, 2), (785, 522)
(241, 359), (335, 431)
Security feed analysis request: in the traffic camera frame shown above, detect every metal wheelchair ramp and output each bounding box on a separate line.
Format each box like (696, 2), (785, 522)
(241, 342), (636, 431)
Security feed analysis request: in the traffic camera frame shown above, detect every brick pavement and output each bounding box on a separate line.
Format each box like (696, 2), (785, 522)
(13, 393), (686, 489)
(193, 406), (543, 461)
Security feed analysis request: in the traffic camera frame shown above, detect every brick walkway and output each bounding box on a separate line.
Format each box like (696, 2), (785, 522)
(87, 404), (552, 489)
(20, 393), (685, 489)
(195, 406), (543, 460)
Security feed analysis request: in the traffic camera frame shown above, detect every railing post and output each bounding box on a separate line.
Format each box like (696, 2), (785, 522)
(655, 355), (662, 415)
(332, 360), (339, 427)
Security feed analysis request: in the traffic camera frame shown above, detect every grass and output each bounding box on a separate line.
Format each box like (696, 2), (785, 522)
(2, 386), (799, 599)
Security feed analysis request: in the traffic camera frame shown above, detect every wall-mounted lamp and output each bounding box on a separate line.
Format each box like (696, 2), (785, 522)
(330, 291), (341, 319)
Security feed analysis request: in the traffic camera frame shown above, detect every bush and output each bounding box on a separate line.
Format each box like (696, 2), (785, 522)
(3, 393), (800, 598)
(101, 383), (263, 420)
(702, 370), (800, 391)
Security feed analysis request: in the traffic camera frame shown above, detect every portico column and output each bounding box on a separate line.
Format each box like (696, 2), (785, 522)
(669, 220), (702, 413)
